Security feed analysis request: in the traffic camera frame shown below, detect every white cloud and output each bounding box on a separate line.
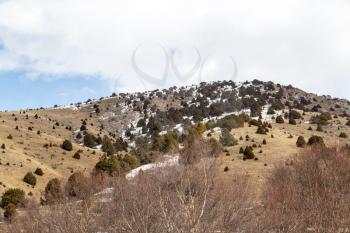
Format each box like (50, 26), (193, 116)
(0, 0), (350, 98)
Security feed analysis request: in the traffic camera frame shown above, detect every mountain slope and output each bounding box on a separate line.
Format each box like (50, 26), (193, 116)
(0, 79), (350, 198)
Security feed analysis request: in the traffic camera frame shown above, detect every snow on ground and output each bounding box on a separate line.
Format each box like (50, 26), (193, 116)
(52, 104), (79, 111)
(174, 124), (184, 133)
(126, 155), (179, 179)
(159, 130), (168, 136)
(202, 109), (251, 123)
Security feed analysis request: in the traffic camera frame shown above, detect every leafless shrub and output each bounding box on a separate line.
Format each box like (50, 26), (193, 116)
(100, 159), (252, 233)
(259, 146), (350, 233)
(180, 136), (222, 165)
(4, 159), (252, 233)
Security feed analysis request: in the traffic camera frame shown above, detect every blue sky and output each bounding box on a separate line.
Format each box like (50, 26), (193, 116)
(1, 0), (350, 111)
(0, 71), (110, 111)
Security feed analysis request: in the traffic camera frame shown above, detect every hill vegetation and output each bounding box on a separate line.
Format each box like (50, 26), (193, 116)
(1, 79), (350, 231)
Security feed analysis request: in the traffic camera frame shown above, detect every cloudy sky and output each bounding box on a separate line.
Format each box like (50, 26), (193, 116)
(0, 0), (350, 110)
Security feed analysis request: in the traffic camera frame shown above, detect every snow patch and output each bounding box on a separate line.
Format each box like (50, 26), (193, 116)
(126, 155), (179, 179)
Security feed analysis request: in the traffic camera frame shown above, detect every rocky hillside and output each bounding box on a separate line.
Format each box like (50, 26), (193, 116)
(1, 79), (350, 199)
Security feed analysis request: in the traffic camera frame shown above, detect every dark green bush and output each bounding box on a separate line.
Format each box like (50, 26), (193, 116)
(114, 137), (128, 152)
(271, 100), (285, 110)
(243, 146), (255, 160)
(102, 135), (115, 155)
(73, 151), (81, 159)
(310, 112), (332, 125)
(83, 133), (97, 148)
(23, 172), (36, 186)
(289, 118), (297, 125)
(249, 119), (261, 127)
(152, 133), (178, 153)
(296, 136), (306, 148)
(346, 120), (350, 126)
(76, 132), (82, 139)
(34, 168), (44, 176)
(120, 154), (140, 171)
(61, 140), (73, 151)
(207, 114), (246, 131)
(256, 126), (268, 135)
(339, 132), (348, 138)
(307, 135), (325, 147)
(95, 155), (122, 176)
(289, 110), (302, 119)
(1, 188), (26, 208)
(220, 128), (238, 146)
(316, 124), (323, 132)
(276, 115), (284, 124)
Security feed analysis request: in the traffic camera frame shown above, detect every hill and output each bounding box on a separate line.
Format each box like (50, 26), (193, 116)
(1, 79), (350, 229)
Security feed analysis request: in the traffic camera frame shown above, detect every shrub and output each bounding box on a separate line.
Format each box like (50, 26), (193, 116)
(84, 133), (97, 148)
(296, 136), (306, 148)
(1, 188), (26, 208)
(102, 135), (115, 155)
(23, 172), (36, 186)
(7, 134), (13, 140)
(239, 147), (244, 154)
(76, 132), (82, 139)
(256, 126), (268, 135)
(224, 166), (229, 172)
(307, 135), (325, 147)
(153, 133), (178, 153)
(220, 128), (238, 146)
(61, 140), (73, 151)
(120, 154), (140, 171)
(316, 124), (323, 132)
(3, 203), (16, 220)
(261, 147), (350, 232)
(44, 178), (63, 204)
(308, 126), (313, 131)
(194, 122), (207, 134)
(289, 110), (302, 119)
(209, 114), (246, 131)
(73, 151), (81, 159)
(271, 100), (285, 110)
(310, 112), (332, 125)
(289, 118), (297, 125)
(114, 138), (128, 152)
(346, 120), (350, 126)
(249, 119), (261, 127)
(339, 132), (348, 138)
(66, 172), (91, 199)
(276, 115), (284, 124)
(180, 137), (222, 165)
(34, 168), (44, 176)
(1, 144), (5, 149)
(95, 155), (122, 176)
(243, 146), (255, 160)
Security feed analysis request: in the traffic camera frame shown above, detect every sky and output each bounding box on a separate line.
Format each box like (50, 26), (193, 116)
(0, 0), (350, 110)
